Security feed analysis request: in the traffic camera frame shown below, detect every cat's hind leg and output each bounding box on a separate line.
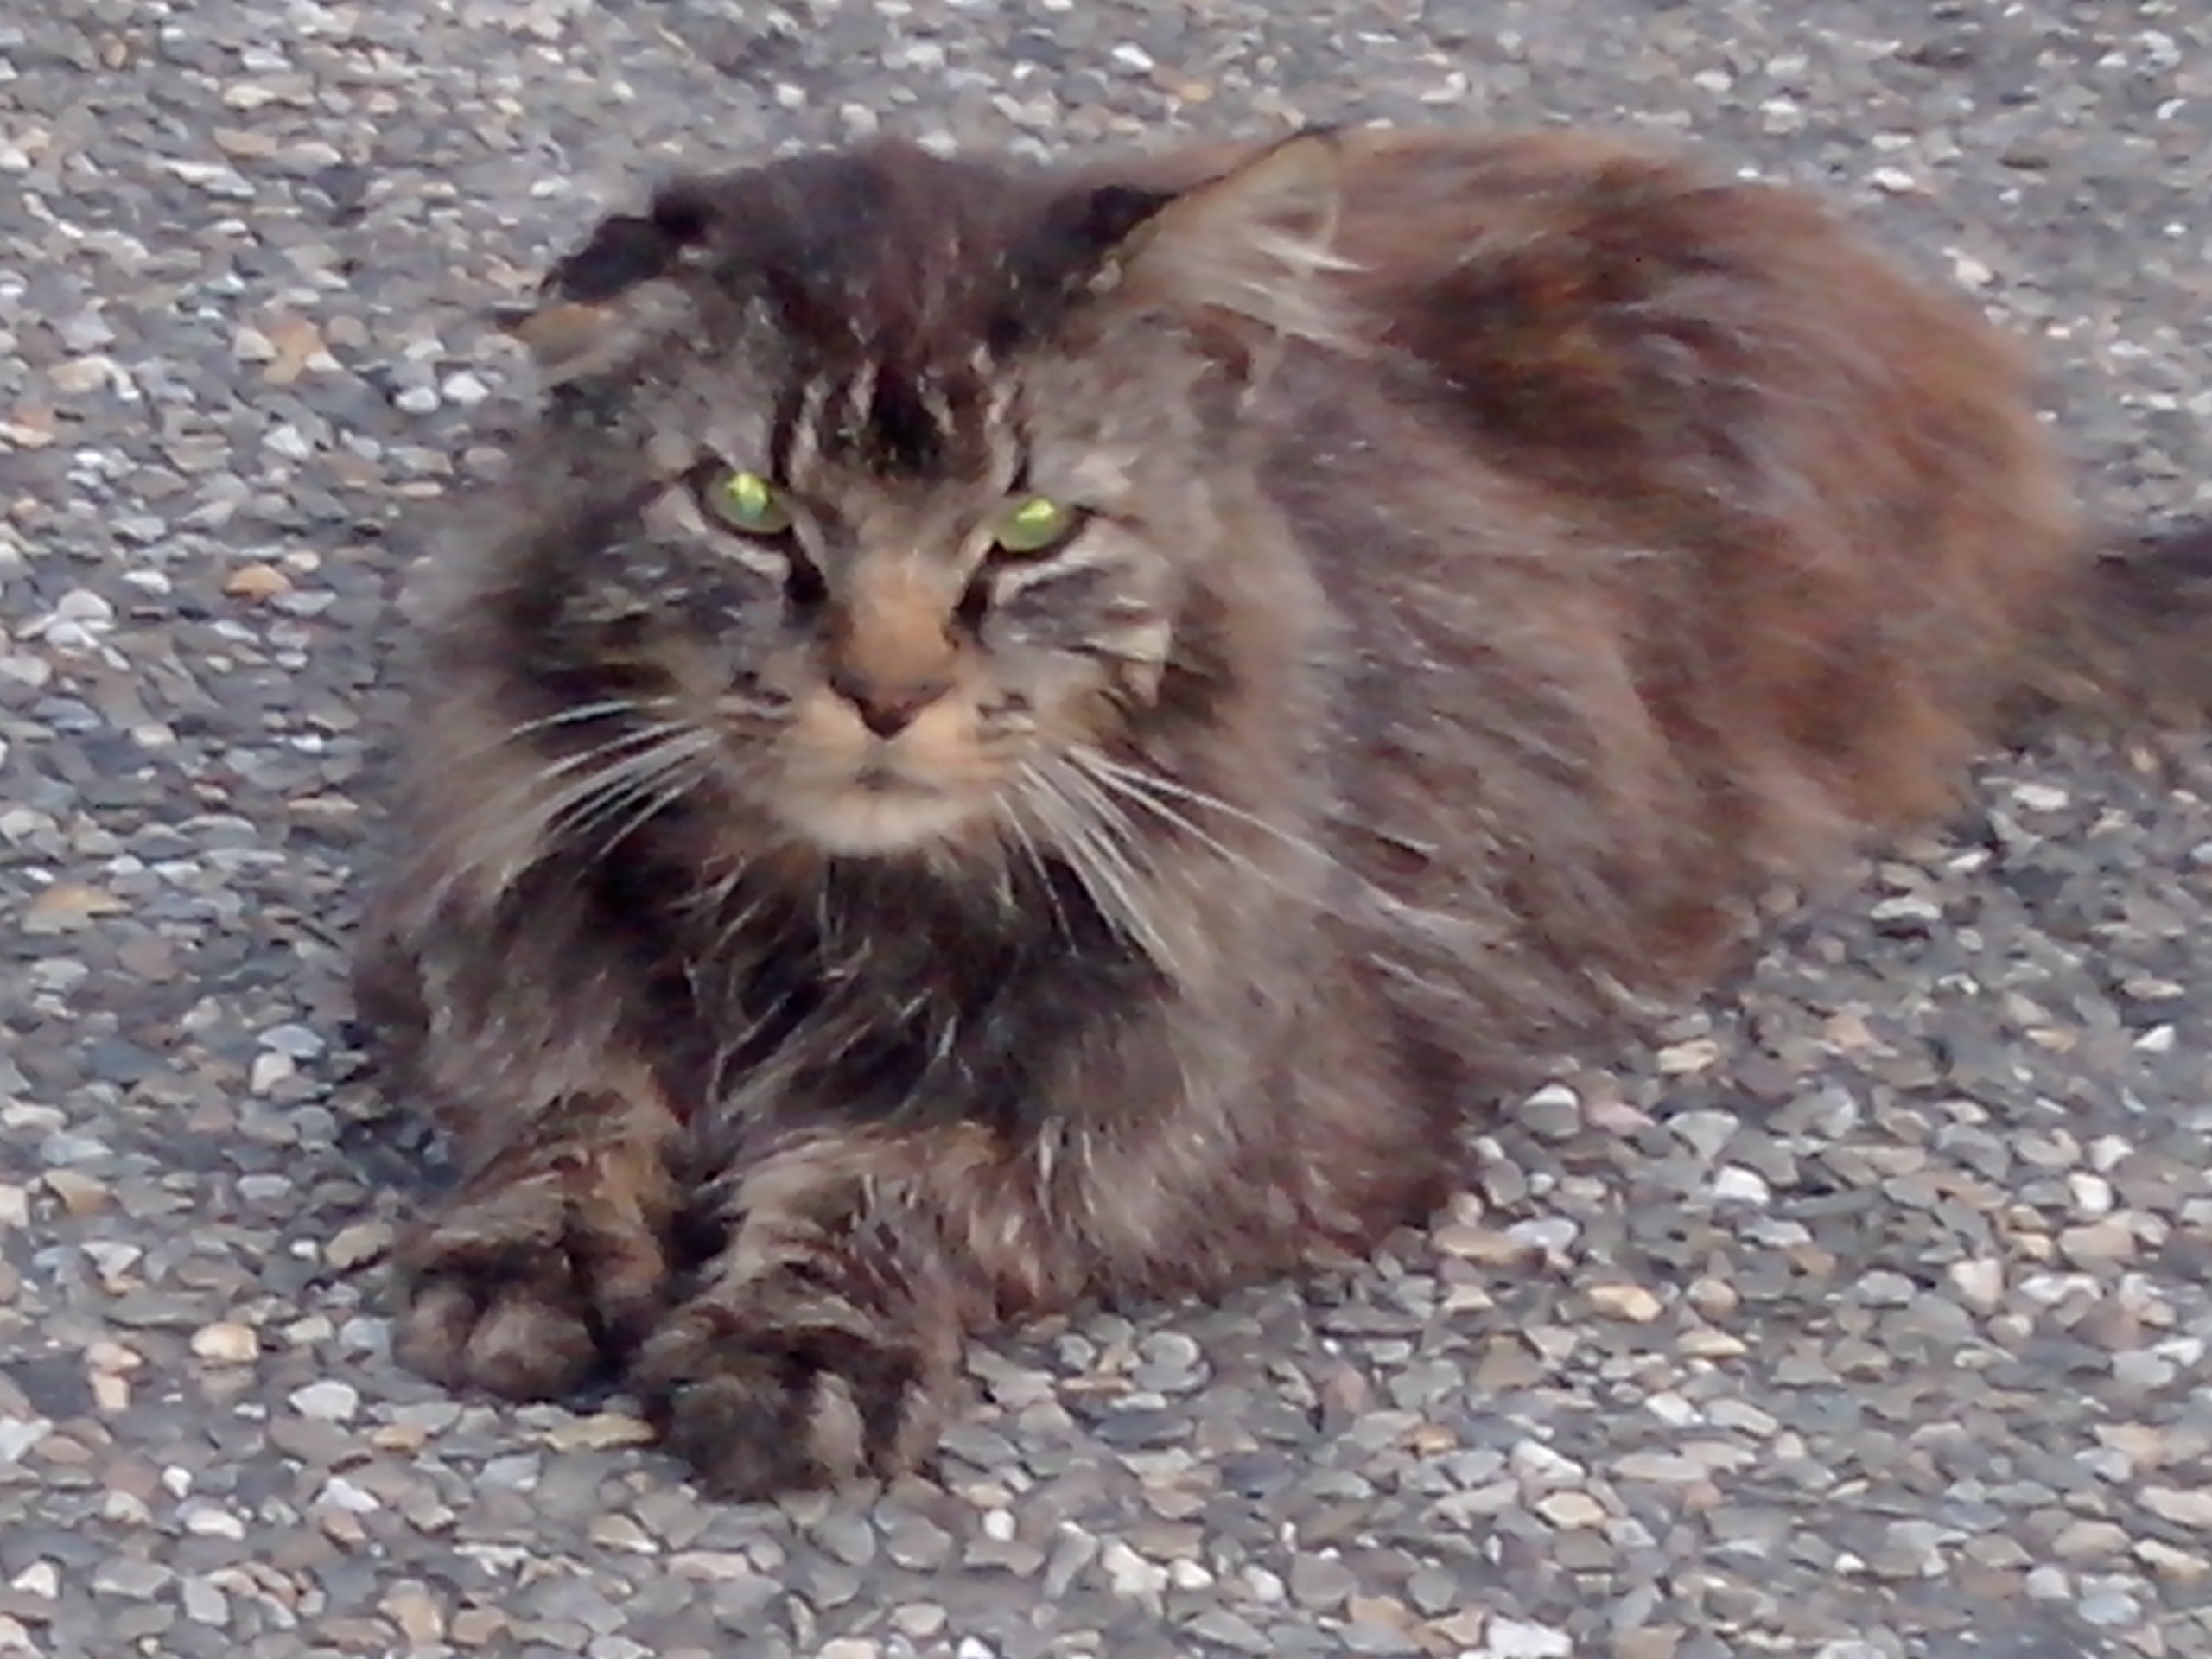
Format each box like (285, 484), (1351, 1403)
(393, 1083), (685, 1402)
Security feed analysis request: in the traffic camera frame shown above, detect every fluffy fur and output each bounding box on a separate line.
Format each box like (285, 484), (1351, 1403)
(354, 124), (2212, 1498)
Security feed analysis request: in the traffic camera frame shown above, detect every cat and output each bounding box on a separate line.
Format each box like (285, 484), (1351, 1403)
(353, 121), (2212, 1500)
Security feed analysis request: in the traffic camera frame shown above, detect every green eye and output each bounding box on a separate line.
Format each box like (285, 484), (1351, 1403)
(702, 467), (792, 537)
(992, 494), (1084, 556)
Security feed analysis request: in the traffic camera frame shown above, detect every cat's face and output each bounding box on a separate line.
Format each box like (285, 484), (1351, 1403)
(492, 136), (1342, 862)
(570, 351), (1199, 856)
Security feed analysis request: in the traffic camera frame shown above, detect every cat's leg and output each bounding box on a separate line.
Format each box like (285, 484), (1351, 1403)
(620, 977), (1456, 1498)
(392, 1077), (686, 1401)
(621, 1040), (1442, 1497)
(359, 918), (689, 1402)
(627, 1126), (995, 1499)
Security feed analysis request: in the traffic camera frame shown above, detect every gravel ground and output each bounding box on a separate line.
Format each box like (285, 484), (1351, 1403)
(5, 2), (2212, 1656)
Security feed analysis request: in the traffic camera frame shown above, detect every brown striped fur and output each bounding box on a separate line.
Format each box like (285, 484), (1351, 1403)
(357, 124), (2212, 1498)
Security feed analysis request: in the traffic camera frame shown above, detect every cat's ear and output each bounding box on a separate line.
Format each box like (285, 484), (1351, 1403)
(1090, 129), (1348, 343)
(494, 183), (719, 384)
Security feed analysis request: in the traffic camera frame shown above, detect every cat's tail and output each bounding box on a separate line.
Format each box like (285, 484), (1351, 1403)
(2005, 514), (2212, 739)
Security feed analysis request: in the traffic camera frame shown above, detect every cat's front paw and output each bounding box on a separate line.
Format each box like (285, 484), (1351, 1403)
(392, 1171), (671, 1402)
(631, 1304), (948, 1500)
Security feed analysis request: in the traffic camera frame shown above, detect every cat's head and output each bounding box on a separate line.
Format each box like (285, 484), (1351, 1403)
(463, 132), (1345, 864)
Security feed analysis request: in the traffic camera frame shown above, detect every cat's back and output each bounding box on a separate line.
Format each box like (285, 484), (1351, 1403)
(1315, 127), (2053, 518)
(1239, 126), (2079, 1006)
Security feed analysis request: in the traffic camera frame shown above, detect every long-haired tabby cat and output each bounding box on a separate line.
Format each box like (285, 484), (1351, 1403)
(355, 123), (2212, 1498)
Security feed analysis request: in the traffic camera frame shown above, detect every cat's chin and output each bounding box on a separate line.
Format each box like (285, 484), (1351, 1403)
(780, 783), (991, 859)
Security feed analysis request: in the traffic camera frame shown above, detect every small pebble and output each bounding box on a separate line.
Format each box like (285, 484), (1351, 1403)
(1484, 1618), (1574, 1658)
(1586, 1282), (1665, 1323)
(191, 1322), (261, 1364)
(288, 1381), (359, 1422)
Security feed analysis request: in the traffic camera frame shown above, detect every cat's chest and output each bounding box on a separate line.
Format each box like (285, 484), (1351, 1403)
(638, 860), (1159, 1136)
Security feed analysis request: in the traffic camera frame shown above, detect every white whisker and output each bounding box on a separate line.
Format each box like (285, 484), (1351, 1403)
(993, 794), (1073, 941)
(448, 718), (698, 834)
(1058, 748), (1332, 909)
(1011, 757), (1185, 974)
(503, 696), (678, 743)
(588, 751), (716, 861)
(413, 715), (720, 915)
(1071, 749), (1330, 871)
(436, 695), (687, 771)
(555, 731), (719, 854)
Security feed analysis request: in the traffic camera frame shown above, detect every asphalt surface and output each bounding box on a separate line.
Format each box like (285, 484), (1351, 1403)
(3, 3), (2211, 1656)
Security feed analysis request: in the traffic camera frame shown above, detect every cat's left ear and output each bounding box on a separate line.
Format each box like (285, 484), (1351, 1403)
(1088, 129), (1348, 345)
(494, 183), (721, 385)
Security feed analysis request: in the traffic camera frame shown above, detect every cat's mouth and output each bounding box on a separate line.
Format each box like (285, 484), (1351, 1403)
(768, 690), (1006, 856)
(765, 743), (997, 856)
(850, 756), (913, 793)
(785, 775), (989, 857)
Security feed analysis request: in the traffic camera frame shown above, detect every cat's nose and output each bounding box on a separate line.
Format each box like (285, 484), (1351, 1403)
(828, 669), (951, 738)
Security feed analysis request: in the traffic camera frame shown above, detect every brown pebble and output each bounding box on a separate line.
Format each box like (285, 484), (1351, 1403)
(2058, 1217), (2135, 1267)
(25, 883), (128, 930)
(1587, 1282), (1666, 1323)
(449, 1606), (510, 1647)
(2054, 1520), (2129, 1559)
(223, 562), (294, 601)
(41, 1171), (109, 1217)
(190, 1322), (261, 1365)
(379, 1585), (446, 1646)
(2135, 1539), (2210, 1580)
(323, 1222), (395, 1271)
(543, 1410), (657, 1452)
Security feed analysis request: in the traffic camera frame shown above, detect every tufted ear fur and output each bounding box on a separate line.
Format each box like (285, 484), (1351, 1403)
(1091, 129), (1350, 345)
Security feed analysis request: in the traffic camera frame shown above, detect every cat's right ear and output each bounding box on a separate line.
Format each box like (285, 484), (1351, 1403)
(493, 184), (719, 385)
(1085, 129), (1350, 345)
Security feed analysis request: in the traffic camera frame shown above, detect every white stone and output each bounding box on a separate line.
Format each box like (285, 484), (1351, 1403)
(1503, 1217), (1578, 1257)
(1667, 1109), (1738, 1160)
(2143, 1486), (2212, 1529)
(2068, 1173), (2116, 1217)
(1510, 1439), (1586, 1483)
(1482, 1617), (1573, 1658)
(249, 1050), (295, 1095)
(1947, 1257), (2005, 1313)
(1713, 1165), (1772, 1205)
(288, 1380), (358, 1422)
(319, 1476), (378, 1513)
(181, 1504), (245, 1541)
(1098, 1541), (1166, 1599)
(1535, 1490), (1606, 1529)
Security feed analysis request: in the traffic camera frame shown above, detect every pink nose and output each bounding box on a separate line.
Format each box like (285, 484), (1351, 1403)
(828, 670), (950, 738)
